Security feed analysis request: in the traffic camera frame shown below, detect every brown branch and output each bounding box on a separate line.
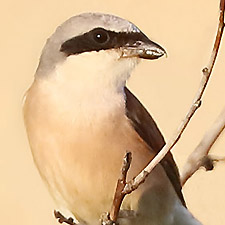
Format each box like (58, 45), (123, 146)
(104, 1), (225, 223)
(100, 153), (132, 225)
(180, 0), (225, 185)
(201, 155), (225, 170)
(54, 210), (77, 225)
(122, 0), (225, 195)
(181, 107), (225, 186)
(109, 152), (132, 223)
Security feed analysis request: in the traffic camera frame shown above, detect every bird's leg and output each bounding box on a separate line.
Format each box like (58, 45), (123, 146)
(54, 210), (77, 225)
(100, 212), (117, 225)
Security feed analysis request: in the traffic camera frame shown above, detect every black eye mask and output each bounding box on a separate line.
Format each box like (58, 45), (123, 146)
(60, 27), (150, 56)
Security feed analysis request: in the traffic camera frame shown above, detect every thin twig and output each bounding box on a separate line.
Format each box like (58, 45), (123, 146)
(104, 2), (225, 223)
(181, 107), (225, 186)
(54, 210), (77, 225)
(122, 0), (225, 195)
(109, 152), (132, 223)
(201, 155), (225, 170)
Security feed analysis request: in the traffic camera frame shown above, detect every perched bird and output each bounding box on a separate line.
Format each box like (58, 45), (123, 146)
(23, 12), (202, 225)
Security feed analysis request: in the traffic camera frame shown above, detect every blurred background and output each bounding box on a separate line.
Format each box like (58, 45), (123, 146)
(1, 0), (225, 224)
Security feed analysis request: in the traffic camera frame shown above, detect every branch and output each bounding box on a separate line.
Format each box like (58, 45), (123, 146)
(181, 107), (225, 186)
(54, 210), (77, 225)
(122, 0), (225, 195)
(105, 1), (225, 223)
(100, 152), (132, 225)
(109, 152), (132, 223)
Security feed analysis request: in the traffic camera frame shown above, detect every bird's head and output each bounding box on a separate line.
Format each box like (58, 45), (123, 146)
(36, 13), (166, 92)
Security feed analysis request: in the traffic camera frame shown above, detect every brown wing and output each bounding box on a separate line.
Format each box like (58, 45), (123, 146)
(124, 87), (186, 206)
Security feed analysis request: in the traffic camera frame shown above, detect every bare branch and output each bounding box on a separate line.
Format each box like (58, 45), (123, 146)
(209, 155), (225, 163)
(201, 155), (225, 170)
(109, 152), (132, 223)
(54, 210), (77, 225)
(181, 107), (225, 186)
(122, 0), (225, 195)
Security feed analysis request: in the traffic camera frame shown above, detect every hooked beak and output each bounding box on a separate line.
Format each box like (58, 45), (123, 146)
(121, 32), (166, 60)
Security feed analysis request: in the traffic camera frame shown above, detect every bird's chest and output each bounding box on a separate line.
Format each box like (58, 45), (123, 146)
(24, 82), (144, 213)
(37, 95), (148, 181)
(24, 81), (177, 225)
(25, 78), (128, 164)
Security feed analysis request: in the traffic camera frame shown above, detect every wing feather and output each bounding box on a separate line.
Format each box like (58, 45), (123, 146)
(124, 87), (186, 206)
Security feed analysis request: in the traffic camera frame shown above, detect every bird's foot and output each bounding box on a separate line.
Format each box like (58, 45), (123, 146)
(100, 212), (118, 225)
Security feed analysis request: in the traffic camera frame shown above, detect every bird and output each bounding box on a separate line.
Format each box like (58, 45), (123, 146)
(23, 12), (202, 225)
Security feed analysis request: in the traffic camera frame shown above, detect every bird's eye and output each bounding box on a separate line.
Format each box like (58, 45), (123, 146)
(92, 28), (110, 44)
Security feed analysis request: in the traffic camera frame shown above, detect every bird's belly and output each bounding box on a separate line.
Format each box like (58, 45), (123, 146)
(23, 83), (179, 225)
(27, 115), (177, 225)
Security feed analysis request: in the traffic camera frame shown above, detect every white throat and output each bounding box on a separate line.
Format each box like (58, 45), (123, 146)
(55, 50), (139, 92)
(36, 50), (139, 122)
